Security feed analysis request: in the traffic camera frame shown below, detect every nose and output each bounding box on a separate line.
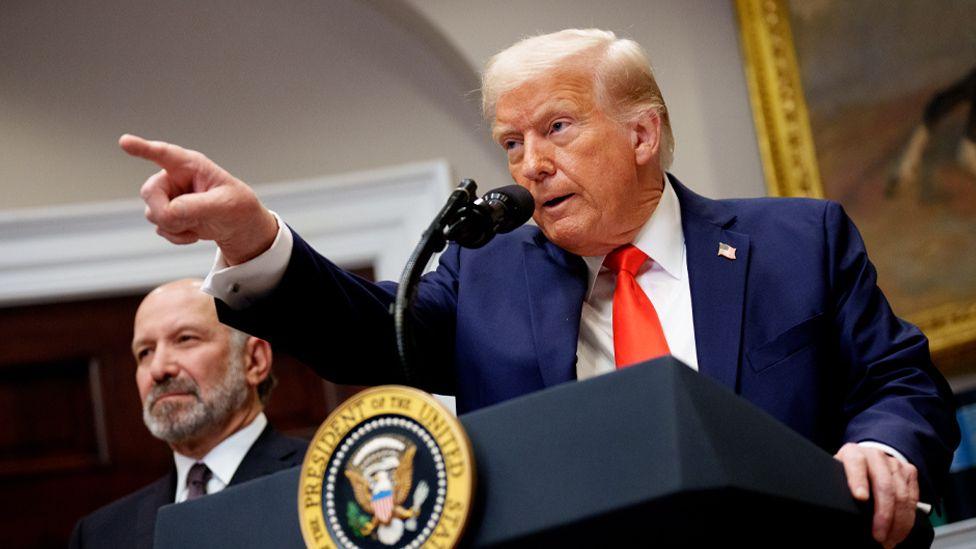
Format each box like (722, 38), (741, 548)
(520, 135), (554, 183)
(147, 344), (180, 383)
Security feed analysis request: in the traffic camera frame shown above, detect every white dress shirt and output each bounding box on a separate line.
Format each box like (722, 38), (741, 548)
(172, 412), (268, 503)
(204, 216), (293, 310)
(576, 175), (697, 379)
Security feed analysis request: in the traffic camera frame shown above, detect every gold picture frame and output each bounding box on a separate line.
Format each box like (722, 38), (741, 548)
(734, 0), (976, 370)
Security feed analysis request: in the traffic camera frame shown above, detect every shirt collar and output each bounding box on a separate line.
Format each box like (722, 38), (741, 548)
(174, 412), (268, 490)
(581, 174), (685, 298)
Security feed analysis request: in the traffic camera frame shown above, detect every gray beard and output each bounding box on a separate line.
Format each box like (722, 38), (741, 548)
(142, 354), (249, 444)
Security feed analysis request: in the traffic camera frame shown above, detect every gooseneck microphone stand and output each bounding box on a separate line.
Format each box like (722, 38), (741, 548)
(393, 179), (479, 385)
(394, 179), (534, 385)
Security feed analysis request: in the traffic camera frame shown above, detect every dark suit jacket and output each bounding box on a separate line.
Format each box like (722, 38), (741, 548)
(217, 177), (958, 503)
(69, 424), (307, 549)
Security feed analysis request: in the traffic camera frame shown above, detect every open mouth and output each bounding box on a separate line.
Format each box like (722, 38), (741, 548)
(543, 194), (573, 208)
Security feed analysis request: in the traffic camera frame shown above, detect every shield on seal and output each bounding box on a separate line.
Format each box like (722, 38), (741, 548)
(372, 489), (394, 523)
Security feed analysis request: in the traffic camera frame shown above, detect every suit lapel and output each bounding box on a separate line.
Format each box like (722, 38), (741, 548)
(522, 235), (588, 387)
(136, 471), (176, 548)
(125, 427), (304, 548)
(229, 425), (304, 485)
(518, 177), (749, 392)
(672, 177), (749, 392)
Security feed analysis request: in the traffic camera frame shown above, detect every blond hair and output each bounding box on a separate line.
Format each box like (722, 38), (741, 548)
(482, 28), (674, 169)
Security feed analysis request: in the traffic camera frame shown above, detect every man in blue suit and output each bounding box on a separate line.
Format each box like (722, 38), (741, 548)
(120, 29), (956, 548)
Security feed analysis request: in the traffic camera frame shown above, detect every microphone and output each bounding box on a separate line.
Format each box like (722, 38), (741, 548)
(393, 179), (534, 383)
(443, 184), (535, 248)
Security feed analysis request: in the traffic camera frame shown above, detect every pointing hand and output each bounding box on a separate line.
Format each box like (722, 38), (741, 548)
(120, 134), (278, 265)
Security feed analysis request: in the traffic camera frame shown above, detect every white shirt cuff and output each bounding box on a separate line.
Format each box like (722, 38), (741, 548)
(202, 211), (293, 310)
(857, 441), (909, 464)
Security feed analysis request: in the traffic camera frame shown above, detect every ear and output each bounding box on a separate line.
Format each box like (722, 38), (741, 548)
(242, 336), (273, 389)
(630, 110), (662, 167)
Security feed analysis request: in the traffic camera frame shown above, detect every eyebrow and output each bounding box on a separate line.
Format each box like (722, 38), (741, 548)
(131, 323), (211, 350)
(492, 99), (583, 143)
(491, 124), (515, 143)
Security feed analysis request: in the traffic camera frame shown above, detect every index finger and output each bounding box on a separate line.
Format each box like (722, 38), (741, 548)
(119, 134), (196, 174)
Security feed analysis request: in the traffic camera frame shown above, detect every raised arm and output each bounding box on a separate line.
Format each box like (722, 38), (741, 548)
(119, 134), (278, 265)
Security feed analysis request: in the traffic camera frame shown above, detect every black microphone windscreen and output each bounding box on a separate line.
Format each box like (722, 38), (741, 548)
(486, 185), (534, 233)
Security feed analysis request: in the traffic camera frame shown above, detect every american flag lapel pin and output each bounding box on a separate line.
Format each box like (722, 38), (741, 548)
(717, 242), (736, 260)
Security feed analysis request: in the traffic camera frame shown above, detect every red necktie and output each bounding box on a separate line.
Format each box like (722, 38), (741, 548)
(604, 244), (670, 368)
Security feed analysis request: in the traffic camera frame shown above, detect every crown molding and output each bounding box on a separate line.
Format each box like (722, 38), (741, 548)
(0, 160), (454, 307)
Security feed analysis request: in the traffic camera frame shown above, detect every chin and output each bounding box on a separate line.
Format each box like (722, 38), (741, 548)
(549, 231), (621, 258)
(543, 229), (589, 256)
(540, 212), (608, 253)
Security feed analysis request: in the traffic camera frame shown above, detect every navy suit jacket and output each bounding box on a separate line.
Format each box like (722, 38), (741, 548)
(69, 424), (307, 549)
(217, 177), (958, 501)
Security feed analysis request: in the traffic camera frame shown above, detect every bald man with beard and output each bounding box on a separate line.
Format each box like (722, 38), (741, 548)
(70, 279), (307, 549)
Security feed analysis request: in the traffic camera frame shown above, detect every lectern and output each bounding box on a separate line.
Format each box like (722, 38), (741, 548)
(156, 357), (888, 547)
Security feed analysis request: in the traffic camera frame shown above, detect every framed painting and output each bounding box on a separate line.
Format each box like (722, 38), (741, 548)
(735, 0), (976, 372)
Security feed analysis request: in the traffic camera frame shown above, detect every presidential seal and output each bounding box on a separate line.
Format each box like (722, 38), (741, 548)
(299, 386), (475, 549)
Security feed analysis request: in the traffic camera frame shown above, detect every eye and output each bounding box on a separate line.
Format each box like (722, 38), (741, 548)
(503, 139), (521, 151)
(135, 347), (153, 362)
(176, 333), (198, 344)
(550, 120), (569, 134)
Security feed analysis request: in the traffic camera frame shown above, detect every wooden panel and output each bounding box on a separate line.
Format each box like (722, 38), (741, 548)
(0, 295), (164, 548)
(0, 286), (371, 547)
(0, 358), (107, 476)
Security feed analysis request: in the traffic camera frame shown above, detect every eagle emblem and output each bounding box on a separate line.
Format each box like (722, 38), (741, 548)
(344, 435), (429, 545)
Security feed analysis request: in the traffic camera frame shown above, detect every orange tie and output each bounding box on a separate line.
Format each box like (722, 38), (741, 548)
(604, 244), (670, 368)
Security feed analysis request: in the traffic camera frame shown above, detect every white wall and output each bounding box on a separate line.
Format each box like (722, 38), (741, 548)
(403, 0), (766, 199)
(0, 0), (764, 213)
(0, 0), (504, 209)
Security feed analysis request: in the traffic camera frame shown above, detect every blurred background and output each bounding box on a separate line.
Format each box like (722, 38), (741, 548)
(0, 1), (973, 546)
